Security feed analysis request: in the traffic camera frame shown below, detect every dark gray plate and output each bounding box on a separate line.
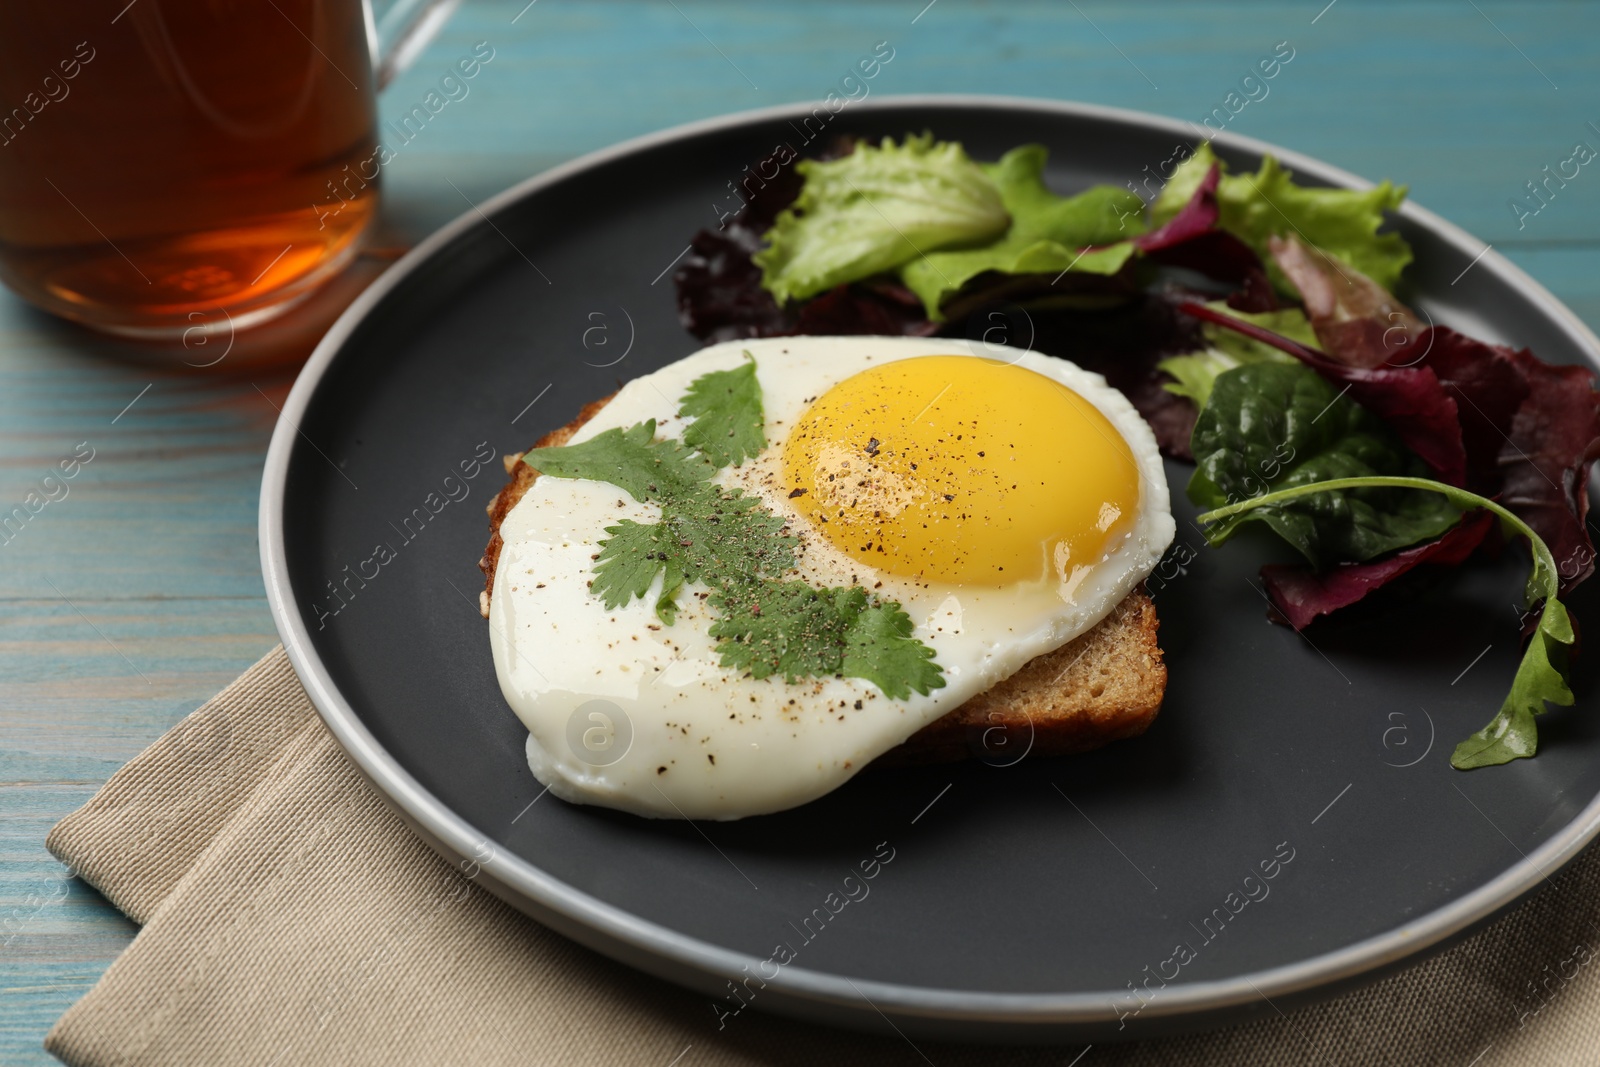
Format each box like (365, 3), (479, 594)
(260, 96), (1600, 1043)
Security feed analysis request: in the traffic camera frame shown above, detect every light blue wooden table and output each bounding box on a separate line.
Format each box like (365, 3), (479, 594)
(4, 1), (1598, 1061)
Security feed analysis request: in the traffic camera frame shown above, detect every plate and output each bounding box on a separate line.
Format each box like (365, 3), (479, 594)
(260, 96), (1600, 1042)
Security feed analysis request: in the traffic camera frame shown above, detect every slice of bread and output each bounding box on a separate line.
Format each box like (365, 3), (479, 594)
(479, 396), (1165, 766)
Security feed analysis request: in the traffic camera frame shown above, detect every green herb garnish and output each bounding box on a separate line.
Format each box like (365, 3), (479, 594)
(678, 359), (766, 468)
(1198, 477), (1576, 770)
(525, 358), (944, 699)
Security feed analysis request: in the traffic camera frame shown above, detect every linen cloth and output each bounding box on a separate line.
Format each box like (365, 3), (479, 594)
(44, 646), (1600, 1066)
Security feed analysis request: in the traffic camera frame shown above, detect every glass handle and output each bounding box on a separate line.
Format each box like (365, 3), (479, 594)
(366, 0), (462, 91)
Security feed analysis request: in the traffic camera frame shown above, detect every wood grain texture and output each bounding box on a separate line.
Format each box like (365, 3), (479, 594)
(3, 1), (1598, 1062)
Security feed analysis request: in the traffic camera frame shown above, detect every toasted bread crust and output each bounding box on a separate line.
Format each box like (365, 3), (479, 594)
(479, 395), (1165, 763)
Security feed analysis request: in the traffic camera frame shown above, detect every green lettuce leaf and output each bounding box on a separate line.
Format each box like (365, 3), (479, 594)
(1154, 143), (1412, 294)
(1158, 304), (1315, 409)
(1196, 476), (1578, 770)
(900, 144), (1145, 318)
(754, 134), (1009, 305)
(1188, 362), (1461, 566)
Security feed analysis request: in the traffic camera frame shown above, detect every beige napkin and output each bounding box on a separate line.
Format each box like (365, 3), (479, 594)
(43, 647), (1600, 1067)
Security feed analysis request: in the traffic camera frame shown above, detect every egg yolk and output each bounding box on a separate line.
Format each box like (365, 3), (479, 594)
(781, 355), (1140, 587)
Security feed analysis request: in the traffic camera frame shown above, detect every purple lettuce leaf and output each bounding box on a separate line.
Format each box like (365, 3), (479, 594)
(1261, 510), (1494, 630)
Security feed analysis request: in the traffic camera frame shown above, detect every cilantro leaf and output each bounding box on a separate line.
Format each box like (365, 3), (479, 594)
(709, 580), (945, 698)
(841, 598), (945, 700)
(583, 487), (798, 624)
(1196, 476), (1579, 770)
(662, 488), (796, 584)
(710, 580), (858, 683)
(524, 366), (945, 700)
(1155, 143), (1412, 294)
(678, 356), (766, 468)
(591, 519), (689, 623)
(524, 420), (712, 502)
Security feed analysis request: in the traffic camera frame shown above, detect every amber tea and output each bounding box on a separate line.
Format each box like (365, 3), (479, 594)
(0, 0), (380, 338)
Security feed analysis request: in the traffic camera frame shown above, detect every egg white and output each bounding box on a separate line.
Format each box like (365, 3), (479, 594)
(489, 336), (1175, 819)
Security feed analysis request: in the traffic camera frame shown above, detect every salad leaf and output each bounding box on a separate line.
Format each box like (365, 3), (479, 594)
(1181, 299), (1600, 594)
(525, 363), (945, 697)
(754, 134), (1009, 305)
(1259, 509), (1494, 630)
(1268, 234), (1424, 368)
(1134, 164), (1220, 250)
(678, 356), (766, 468)
(1179, 301), (1468, 486)
(789, 279), (939, 338)
(1204, 304), (1320, 362)
(899, 144), (1146, 318)
(1197, 476), (1577, 770)
(1158, 303), (1313, 409)
(1188, 362), (1462, 566)
(1421, 326), (1600, 595)
(1154, 143), (1413, 294)
(1453, 596), (1574, 768)
(676, 143), (809, 342)
(1128, 162), (1273, 288)
(1158, 353), (1234, 410)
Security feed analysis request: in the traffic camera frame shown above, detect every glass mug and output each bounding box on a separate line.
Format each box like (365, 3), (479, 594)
(0, 0), (453, 340)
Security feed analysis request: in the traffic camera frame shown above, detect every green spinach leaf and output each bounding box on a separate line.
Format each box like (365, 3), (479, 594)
(1158, 303), (1313, 409)
(1188, 362), (1461, 566)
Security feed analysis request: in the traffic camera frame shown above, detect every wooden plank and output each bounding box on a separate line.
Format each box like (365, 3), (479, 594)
(380, 0), (1600, 245)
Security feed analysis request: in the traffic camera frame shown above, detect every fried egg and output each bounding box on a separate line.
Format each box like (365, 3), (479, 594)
(488, 336), (1174, 819)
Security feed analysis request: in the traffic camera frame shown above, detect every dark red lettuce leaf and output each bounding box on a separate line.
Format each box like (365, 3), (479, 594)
(1268, 234), (1423, 369)
(1141, 230), (1267, 289)
(1504, 360), (1600, 591)
(1261, 510), (1495, 630)
(1421, 326), (1600, 593)
(792, 280), (939, 337)
(1128, 165), (1267, 288)
(1417, 326), (1530, 494)
(1258, 239), (1600, 595)
(1225, 267), (1280, 313)
(677, 226), (793, 341)
(1176, 301), (1468, 485)
(1127, 374), (1199, 460)
(1133, 166), (1220, 251)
